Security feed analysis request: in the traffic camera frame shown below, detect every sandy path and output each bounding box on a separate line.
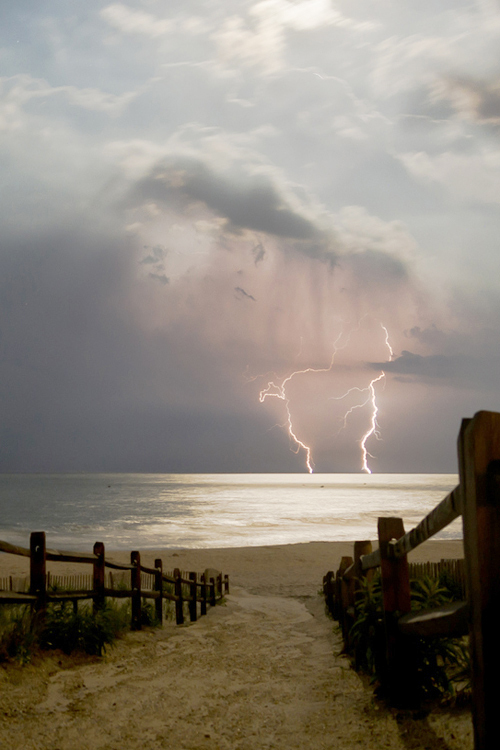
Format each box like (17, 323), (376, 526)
(0, 586), (472, 750)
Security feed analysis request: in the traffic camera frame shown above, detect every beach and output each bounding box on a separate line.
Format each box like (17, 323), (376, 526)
(0, 540), (472, 749)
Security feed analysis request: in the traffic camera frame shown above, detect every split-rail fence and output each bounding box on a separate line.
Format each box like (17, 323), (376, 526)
(0, 533), (228, 627)
(323, 410), (500, 750)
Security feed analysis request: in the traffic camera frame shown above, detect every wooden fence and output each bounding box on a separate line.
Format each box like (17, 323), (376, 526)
(322, 410), (500, 750)
(0, 533), (228, 628)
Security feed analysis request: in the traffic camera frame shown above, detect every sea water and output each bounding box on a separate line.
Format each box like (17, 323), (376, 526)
(0, 474), (461, 551)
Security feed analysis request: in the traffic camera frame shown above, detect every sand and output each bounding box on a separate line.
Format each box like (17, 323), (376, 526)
(0, 540), (472, 749)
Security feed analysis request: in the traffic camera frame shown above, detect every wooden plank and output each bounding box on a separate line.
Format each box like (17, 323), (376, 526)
(0, 539), (30, 557)
(378, 517), (411, 703)
(103, 560), (135, 571)
(189, 572), (197, 622)
(93, 542), (105, 613)
(131, 551), (142, 630)
(30, 531), (46, 618)
(46, 550), (97, 563)
(0, 591), (37, 603)
(200, 574), (207, 616)
(459, 411), (500, 750)
(154, 559), (163, 625)
(398, 601), (469, 638)
(323, 571), (335, 616)
(138, 564), (158, 576)
(103, 588), (133, 598)
(388, 485), (462, 559)
(47, 591), (94, 601)
(339, 555), (353, 647)
(174, 568), (184, 625)
(354, 540), (373, 587)
(360, 548), (381, 572)
(379, 518), (411, 614)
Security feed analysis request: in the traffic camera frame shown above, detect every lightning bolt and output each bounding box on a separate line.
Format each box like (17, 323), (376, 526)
(331, 323), (393, 474)
(257, 321), (394, 474)
(258, 331), (350, 474)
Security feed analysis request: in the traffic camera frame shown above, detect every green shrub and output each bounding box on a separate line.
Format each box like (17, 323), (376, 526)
(39, 601), (127, 656)
(347, 572), (470, 705)
(0, 605), (38, 664)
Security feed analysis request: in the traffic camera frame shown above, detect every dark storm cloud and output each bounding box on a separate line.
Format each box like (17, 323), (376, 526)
(435, 76), (500, 124)
(370, 349), (500, 390)
(132, 156), (321, 240)
(0, 224), (281, 472)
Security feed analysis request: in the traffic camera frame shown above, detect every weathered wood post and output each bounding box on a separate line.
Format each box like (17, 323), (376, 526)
(154, 558), (163, 625)
(209, 577), (216, 607)
(339, 555), (353, 647)
(200, 574), (207, 616)
(378, 517), (411, 703)
(30, 531), (46, 620)
(217, 572), (223, 599)
(458, 411), (500, 750)
(93, 542), (105, 614)
(224, 574), (229, 595)
(174, 568), (184, 625)
(131, 551), (142, 630)
(323, 571), (335, 616)
(189, 572), (197, 622)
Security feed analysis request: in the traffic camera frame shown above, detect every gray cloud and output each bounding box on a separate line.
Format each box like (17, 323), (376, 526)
(1, 0), (500, 474)
(132, 155), (322, 241)
(371, 349), (500, 390)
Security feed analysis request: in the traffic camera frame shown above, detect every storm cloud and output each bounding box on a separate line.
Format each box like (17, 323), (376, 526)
(1, 1), (500, 473)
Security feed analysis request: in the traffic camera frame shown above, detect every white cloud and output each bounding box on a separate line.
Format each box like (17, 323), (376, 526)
(398, 148), (500, 205)
(101, 3), (174, 38)
(212, 0), (367, 75)
(0, 75), (135, 133)
(331, 205), (418, 261)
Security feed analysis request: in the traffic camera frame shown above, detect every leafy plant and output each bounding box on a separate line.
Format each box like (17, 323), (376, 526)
(0, 605), (38, 664)
(410, 575), (452, 610)
(346, 572), (470, 705)
(39, 600), (130, 656)
(349, 573), (385, 676)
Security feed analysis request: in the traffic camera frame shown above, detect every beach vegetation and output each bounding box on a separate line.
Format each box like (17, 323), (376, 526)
(0, 595), (157, 664)
(348, 572), (470, 705)
(0, 604), (38, 665)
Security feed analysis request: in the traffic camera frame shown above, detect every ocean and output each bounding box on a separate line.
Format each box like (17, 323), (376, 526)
(0, 473), (462, 552)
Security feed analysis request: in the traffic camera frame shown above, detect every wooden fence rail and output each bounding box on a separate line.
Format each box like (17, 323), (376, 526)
(0, 534), (228, 627)
(323, 410), (500, 750)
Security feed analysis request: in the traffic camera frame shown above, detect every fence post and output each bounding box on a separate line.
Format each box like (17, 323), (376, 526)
(200, 574), (207, 616)
(210, 577), (216, 607)
(217, 573), (223, 599)
(378, 517), (411, 703)
(188, 572), (197, 622)
(458, 411), (500, 750)
(93, 542), (105, 614)
(30, 531), (46, 620)
(131, 551), (142, 630)
(323, 571), (335, 616)
(339, 555), (353, 648)
(154, 558), (163, 625)
(224, 574), (229, 595)
(174, 568), (184, 625)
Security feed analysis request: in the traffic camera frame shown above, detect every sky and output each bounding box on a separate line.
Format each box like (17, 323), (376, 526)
(1, 0), (500, 474)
